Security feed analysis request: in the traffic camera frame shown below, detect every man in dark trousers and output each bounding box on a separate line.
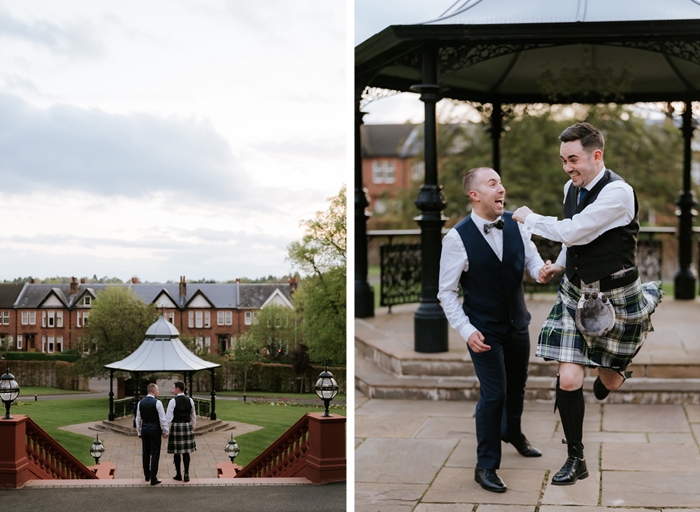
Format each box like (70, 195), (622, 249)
(135, 383), (169, 485)
(513, 122), (663, 486)
(438, 167), (553, 493)
(165, 381), (197, 482)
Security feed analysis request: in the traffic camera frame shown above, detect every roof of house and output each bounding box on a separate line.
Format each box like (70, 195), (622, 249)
(361, 124), (420, 158)
(9, 281), (293, 310)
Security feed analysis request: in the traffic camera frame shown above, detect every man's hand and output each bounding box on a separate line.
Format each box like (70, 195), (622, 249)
(539, 261), (564, 283)
(512, 206), (533, 223)
(163, 433), (168, 439)
(467, 330), (490, 353)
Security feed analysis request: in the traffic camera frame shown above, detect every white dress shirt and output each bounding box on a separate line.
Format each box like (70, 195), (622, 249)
(438, 212), (546, 343)
(522, 169), (635, 268)
(135, 394), (169, 436)
(165, 393), (197, 427)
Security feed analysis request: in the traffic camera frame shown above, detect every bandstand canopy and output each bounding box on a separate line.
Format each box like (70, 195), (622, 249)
(104, 317), (220, 373)
(356, 0), (700, 104)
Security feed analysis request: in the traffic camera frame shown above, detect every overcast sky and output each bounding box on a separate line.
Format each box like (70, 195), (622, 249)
(0, 0), (346, 283)
(355, 0), (457, 125)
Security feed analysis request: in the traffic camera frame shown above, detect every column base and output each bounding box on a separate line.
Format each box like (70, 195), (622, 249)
(414, 302), (448, 353)
(674, 269), (697, 300)
(355, 280), (375, 318)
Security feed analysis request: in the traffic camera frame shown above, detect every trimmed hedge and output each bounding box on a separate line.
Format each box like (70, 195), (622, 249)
(191, 362), (346, 394)
(4, 351), (80, 363)
(1, 360), (88, 391)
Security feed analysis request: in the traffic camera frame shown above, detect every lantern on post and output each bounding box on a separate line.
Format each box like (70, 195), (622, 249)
(314, 366), (339, 417)
(224, 434), (240, 464)
(0, 366), (20, 420)
(90, 433), (105, 465)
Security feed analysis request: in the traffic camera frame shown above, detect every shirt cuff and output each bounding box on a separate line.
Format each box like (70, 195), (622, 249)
(523, 213), (542, 234)
(460, 324), (477, 342)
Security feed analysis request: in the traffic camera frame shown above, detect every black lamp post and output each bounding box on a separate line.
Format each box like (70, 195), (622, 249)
(224, 434), (240, 464)
(90, 433), (105, 465)
(0, 366), (20, 420)
(314, 366), (339, 417)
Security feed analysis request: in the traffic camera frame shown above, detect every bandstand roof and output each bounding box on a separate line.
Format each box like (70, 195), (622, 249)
(104, 317), (220, 373)
(356, 0), (700, 104)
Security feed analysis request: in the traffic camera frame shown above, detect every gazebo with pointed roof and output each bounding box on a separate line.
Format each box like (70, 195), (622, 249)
(104, 317), (221, 421)
(355, 0), (700, 352)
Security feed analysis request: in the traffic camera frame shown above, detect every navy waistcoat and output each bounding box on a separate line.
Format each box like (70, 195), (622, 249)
(454, 211), (530, 336)
(173, 395), (192, 423)
(139, 396), (160, 426)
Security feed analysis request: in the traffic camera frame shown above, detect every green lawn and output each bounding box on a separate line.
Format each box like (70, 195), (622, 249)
(10, 396), (345, 468)
(19, 386), (91, 396)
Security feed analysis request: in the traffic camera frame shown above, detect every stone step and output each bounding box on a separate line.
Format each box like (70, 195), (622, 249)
(356, 355), (700, 404)
(92, 417), (233, 437)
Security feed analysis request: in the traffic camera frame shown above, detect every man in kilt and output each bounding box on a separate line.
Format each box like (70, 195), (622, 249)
(513, 122), (663, 486)
(165, 381), (197, 482)
(438, 167), (556, 493)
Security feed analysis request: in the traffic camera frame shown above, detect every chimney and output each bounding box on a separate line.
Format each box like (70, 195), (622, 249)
(70, 277), (79, 296)
(80, 277), (86, 284)
(30, 278), (36, 284)
(131, 277), (139, 284)
(288, 276), (298, 294)
(179, 276), (186, 297)
(235, 278), (241, 284)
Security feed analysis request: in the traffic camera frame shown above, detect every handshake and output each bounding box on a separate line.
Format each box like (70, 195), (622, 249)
(539, 260), (563, 284)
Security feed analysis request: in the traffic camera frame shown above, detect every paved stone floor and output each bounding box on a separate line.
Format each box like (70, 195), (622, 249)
(61, 417), (263, 480)
(355, 393), (700, 510)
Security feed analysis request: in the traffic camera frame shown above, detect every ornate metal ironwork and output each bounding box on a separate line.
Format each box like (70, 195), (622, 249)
(613, 40), (700, 67)
(437, 42), (549, 80)
(360, 86), (402, 110)
(380, 243), (422, 307)
(113, 397), (137, 418)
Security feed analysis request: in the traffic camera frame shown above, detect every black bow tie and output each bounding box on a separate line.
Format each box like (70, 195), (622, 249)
(484, 218), (504, 234)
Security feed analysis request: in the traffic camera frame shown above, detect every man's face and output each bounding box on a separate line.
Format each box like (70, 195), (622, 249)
(153, 386), (159, 397)
(560, 140), (602, 189)
(470, 168), (505, 221)
(173, 385), (178, 395)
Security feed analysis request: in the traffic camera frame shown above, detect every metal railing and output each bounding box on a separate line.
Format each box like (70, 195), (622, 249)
(112, 396), (211, 419)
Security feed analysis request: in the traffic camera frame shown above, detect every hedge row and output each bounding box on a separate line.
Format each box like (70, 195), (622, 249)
(191, 362), (347, 394)
(3, 360), (89, 391)
(4, 351), (81, 363)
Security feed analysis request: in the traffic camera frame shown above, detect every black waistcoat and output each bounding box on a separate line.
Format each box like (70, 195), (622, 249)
(454, 211), (530, 336)
(139, 397), (160, 425)
(564, 169), (639, 283)
(173, 395), (192, 423)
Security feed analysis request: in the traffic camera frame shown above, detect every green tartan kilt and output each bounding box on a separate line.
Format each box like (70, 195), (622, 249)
(536, 273), (664, 370)
(167, 422), (196, 454)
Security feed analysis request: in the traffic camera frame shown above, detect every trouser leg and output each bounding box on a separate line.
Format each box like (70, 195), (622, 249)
(500, 328), (530, 441)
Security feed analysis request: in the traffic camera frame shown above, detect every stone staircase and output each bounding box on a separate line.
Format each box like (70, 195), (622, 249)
(355, 298), (700, 404)
(92, 416), (234, 436)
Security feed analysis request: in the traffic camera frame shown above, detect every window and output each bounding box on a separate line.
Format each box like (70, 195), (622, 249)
(83, 312), (89, 326)
(411, 160), (425, 182)
(205, 337), (210, 351)
(168, 312), (175, 324)
(56, 336), (63, 353)
(47, 336), (54, 353)
(225, 311), (232, 325)
(57, 311), (63, 328)
(42, 311), (46, 327)
(372, 160), (396, 184)
(47, 311), (55, 328)
(77, 312), (81, 328)
(42, 336), (46, 353)
(245, 311), (252, 325)
(29, 311), (36, 325)
(204, 311), (210, 328)
(22, 312), (28, 325)
(16, 335), (22, 350)
(196, 311), (202, 328)
(189, 311), (194, 328)
(1, 311), (8, 325)
(83, 296), (92, 306)
(196, 337), (203, 349)
(217, 312), (224, 325)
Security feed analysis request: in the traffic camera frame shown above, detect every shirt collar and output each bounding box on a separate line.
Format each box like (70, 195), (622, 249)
(582, 167), (606, 192)
(471, 211), (502, 230)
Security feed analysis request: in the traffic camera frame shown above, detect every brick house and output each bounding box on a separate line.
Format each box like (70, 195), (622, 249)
(2, 277), (296, 355)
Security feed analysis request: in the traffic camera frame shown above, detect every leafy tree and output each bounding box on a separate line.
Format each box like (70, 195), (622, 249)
(233, 332), (263, 401)
(287, 186), (346, 367)
(74, 286), (159, 377)
(242, 304), (297, 361)
(289, 343), (311, 393)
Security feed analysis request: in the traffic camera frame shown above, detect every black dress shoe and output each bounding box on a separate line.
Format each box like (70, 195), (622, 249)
(150, 479), (162, 486)
(474, 466), (506, 493)
(173, 474), (182, 481)
(551, 456), (588, 485)
(502, 434), (542, 457)
(183, 473), (190, 482)
(593, 376), (610, 400)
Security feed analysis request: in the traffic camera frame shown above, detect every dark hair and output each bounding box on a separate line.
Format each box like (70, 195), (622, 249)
(559, 122), (604, 153)
(174, 381), (186, 393)
(462, 167), (493, 197)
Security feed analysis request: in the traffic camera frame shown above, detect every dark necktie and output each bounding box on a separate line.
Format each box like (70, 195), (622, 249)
(578, 187), (588, 205)
(483, 218), (504, 234)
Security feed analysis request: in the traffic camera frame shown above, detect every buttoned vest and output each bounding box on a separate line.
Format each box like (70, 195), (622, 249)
(564, 169), (639, 283)
(173, 395), (192, 423)
(139, 397), (160, 426)
(454, 211), (530, 336)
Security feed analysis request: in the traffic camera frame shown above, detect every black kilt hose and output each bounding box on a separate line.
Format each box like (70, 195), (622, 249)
(167, 422), (196, 454)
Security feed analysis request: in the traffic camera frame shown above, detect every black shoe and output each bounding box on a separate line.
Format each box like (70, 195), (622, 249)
(551, 456), (589, 485)
(593, 376), (610, 400)
(150, 479), (162, 486)
(173, 474), (182, 481)
(474, 466), (506, 493)
(144, 476), (150, 482)
(502, 434), (542, 457)
(183, 473), (190, 482)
